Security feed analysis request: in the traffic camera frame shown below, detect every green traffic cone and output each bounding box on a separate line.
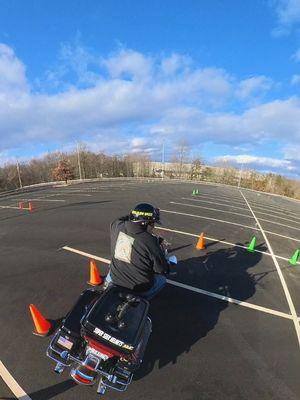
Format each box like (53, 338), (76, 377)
(192, 189), (196, 195)
(196, 189), (199, 195)
(289, 249), (299, 266)
(248, 236), (256, 252)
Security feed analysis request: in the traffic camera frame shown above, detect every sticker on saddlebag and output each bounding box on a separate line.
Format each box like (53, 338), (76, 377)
(114, 231), (134, 263)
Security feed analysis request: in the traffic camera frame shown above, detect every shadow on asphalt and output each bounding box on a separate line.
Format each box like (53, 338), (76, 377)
(2, 379), (77, 400)
(135, 242), (266, 380)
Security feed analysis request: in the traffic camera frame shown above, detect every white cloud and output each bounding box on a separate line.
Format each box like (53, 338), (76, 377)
(150, 98), (300, 146)
(131, 137), (147, 147)
(292, 48), (300, 62)
(291, 74), (300, 84)
(236, 76), (273, 100)
(161, 53), (192, 75)
(283, 143), (300, 160)
(272, 0), (300, 36)
(103, 49), (152, 81)
(216, 154), (295, 171)
(0, 43), (299, 177)
(0, 44), (29, 98)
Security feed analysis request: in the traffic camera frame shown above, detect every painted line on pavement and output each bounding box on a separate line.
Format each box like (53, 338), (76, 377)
(62, 246), (110, 264)
(161, 209), (260, 231)
(258, 217), (300, 233)
(184, 196), (300, 225)
(163, 207), (300, 244)
(191, 193), (246, 206)
(0, 205), (29, 210)
(62, 245), (298, 321)
(19, 198), (66, 202)
(182, 197), (250, 212)
(156, 226), (300, 265)
(166, 280), (294, 321)
(194, 192), (300, 219)
(171, 201), (254, 219)
(240, 190), (300, 347)
(251, 207), (300, 225)
(265, 231), (300, 244)
(249, 202), (300, 220)
(51, 192), (92, 197)
(0, 360), (32, 400)
(187, 195), (300, 222)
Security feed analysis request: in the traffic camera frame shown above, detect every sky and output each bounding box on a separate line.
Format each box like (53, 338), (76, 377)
(0, 0), (300, 178)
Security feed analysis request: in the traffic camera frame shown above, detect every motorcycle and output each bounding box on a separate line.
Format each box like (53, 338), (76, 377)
(46, 242), (177, 396)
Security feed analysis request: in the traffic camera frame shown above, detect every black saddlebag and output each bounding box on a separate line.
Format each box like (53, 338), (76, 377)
(47, 289), (101, 363)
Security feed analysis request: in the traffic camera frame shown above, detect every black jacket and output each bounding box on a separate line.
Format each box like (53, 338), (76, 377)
(109, 217), (169, 291)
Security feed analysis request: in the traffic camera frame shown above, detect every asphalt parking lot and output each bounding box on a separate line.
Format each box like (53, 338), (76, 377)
(0, 179), (300, 400)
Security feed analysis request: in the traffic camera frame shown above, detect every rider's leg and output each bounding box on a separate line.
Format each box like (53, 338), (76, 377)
(138, 274), (167, 301)
(105, 271), (112, 283)
(101, 270), (112, 290)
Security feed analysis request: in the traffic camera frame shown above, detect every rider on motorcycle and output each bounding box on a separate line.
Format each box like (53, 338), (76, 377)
(104, 203), (170, 299)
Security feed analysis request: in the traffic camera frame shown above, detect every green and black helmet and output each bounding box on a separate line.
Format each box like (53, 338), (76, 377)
(130, 203), (161, 224)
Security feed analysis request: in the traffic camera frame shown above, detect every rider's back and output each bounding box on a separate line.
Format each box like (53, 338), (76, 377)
(109, 217), (168, 291)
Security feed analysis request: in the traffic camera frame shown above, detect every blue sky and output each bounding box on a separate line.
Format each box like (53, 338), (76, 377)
(0, 0), (300, 178)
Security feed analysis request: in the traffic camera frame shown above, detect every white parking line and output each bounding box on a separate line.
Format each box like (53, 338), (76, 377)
(156, 226), (300, 265)
(163, 208), (300, 244)
(182, 197), (250, 212)
(62, 246), (110, 264)
(161, 209), (260, 231)
(52, 192), (92, 197)
(55, 189), (110, 193)
(62, 245), (299, 321)
(166, 280), (295, 320)
(171, 201), (253, 219)
(185, 196), (300, 225)
(0, 360), (32, 400)
(252, 208), (300, 225)
(259, 217), (300, 233)
(193, 191), (244, 202)
(19, 198), (66, 202)
(240, 191), (300, 347)
(249, 202), (300, 220)
(192, 193), (246, 206)
(196, 192), (300, 218)
(265, 231), (300, 244)
(0, 205), (29, 210)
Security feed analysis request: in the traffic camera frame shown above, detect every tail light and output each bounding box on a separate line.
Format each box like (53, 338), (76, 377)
(84, 336), (125, 358)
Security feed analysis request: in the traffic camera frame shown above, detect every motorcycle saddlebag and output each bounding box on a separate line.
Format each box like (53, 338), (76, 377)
(47, 289), (101, 362)
(81, 286), (149, 355)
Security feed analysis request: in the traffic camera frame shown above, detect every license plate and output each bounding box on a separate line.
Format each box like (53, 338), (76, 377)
(57, 335), (73, 350)
(87, 346), (109, 360)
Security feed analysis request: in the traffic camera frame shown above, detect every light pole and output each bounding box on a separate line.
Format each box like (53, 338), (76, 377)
(161, 141), (165, 180)
(238, 163), (244, 188)
(16, 160), (23, 188)
(77, 143), (83, 180)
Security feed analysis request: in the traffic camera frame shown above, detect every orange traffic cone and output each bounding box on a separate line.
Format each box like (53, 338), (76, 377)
(196, 232), (205, 250)
(28, 202), (33, 211)
(19, 202), (24, 209)
(29, 304), (51, 336)
(88, 259), (102, 286)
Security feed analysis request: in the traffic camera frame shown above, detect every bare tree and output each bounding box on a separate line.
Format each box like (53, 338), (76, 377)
(190, 158), (202, 180)
(171, 140), (191, 178)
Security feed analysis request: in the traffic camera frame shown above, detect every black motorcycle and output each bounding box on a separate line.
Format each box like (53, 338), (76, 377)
(47, 285), (152, 394)
(46, 251), (177, 395)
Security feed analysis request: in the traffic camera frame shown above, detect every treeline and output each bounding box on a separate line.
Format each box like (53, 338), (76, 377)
(0, 148), (299, 200)
(0, 150), (151, 191)
(198, 165), (300, 199)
